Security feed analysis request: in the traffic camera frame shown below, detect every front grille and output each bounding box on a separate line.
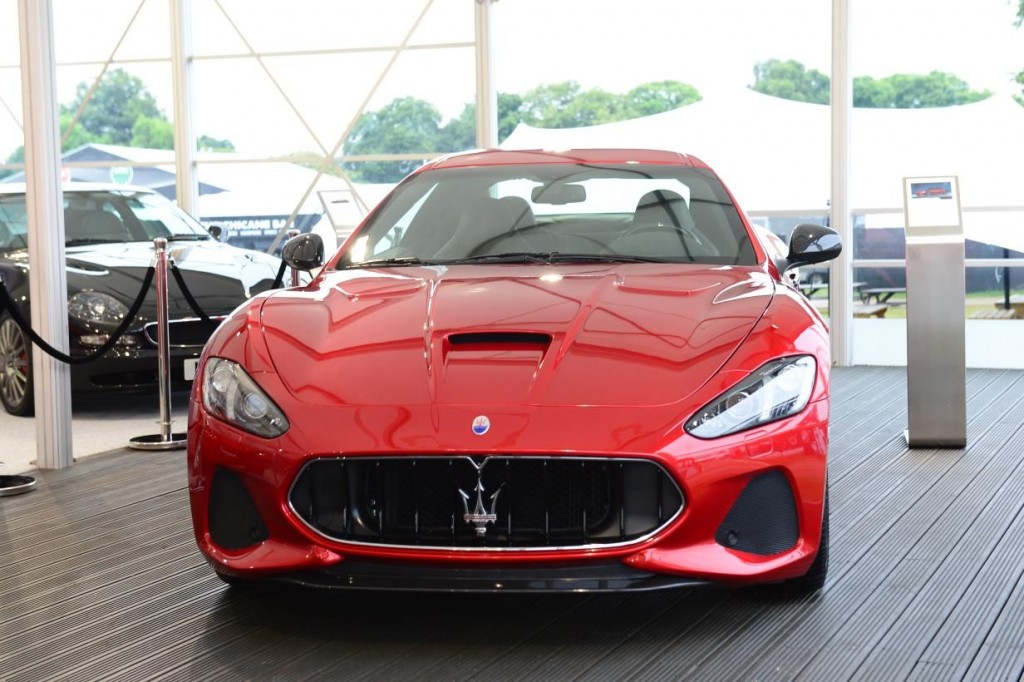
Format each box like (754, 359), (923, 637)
(143, 317), (224, 348)
(289, 456), (684, 550)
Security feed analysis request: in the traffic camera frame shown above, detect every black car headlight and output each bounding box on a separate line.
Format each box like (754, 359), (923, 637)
(685, 356), (816, 439)
(68, 291), (128, 326)
(202, 357), (289, 438)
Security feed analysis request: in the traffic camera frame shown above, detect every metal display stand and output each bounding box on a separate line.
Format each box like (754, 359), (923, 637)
(130, 238), (187, 450)
(903, 176), (967, 448)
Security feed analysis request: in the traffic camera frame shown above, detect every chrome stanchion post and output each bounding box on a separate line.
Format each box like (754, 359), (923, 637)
(130, 238), (187, 450)
(287, 228), (300, 286)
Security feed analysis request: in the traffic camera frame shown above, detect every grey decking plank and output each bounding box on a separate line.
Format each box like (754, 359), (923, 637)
(2, 367), (1023, 681)
(705, 409), (1020, 678)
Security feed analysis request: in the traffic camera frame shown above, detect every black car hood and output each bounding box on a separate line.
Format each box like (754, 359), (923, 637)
(1, 240), (281, 328)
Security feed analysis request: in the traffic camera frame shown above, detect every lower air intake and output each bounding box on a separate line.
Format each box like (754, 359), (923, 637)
(715, 469), (799, 556)
(209, 467), (269, 550)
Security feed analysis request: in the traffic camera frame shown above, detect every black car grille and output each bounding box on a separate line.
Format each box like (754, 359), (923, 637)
(289, 456), (684, 550)
(143, 318), (223, 348)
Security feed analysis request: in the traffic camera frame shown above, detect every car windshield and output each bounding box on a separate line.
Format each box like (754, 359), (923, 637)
(338, 163), (757, 268)
(0, 189), (211, 252)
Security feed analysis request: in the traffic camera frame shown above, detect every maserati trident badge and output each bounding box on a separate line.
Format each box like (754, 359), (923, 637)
(458, 457), (503, 538)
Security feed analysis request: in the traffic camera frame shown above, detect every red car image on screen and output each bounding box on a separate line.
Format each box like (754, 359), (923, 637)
(187, 149), (842, 593)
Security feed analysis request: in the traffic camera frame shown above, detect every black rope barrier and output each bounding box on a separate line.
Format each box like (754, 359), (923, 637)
(0, 266), (155, 366)
(169, 264), (212, 323)
(271, 259), (287, 290)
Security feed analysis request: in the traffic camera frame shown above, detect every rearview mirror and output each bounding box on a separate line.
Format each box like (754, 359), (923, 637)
(532, 183), (586, 205)
(282, 232), (324, 271)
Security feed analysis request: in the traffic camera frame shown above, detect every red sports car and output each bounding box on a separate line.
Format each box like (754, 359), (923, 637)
(187, 149), (841, 593)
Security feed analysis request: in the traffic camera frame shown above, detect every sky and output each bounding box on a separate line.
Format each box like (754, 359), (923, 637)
(0, 0), (1022, 158)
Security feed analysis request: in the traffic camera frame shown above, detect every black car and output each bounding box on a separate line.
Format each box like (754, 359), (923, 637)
(0, 183), (283, 416)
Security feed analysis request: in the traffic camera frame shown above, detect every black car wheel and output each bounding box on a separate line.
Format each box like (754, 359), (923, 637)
(782, 482), (829, 594)
(0, 312), (34, 416)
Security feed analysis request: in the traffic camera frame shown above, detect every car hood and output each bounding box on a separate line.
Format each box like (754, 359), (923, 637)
(258, 264), (775, 408)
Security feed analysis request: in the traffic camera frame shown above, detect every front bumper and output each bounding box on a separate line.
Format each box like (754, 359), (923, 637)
(70, 345), (202, 392)
(188, 398), (829, 591)
(246, 559), (715, 593)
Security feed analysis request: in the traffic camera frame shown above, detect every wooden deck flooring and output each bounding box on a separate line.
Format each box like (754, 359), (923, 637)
(2, 366), (1023, 681)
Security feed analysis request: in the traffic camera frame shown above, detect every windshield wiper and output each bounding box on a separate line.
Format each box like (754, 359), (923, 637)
(66, 238), (119, 246)
(166, 234), (210, 241)
(443, 252), (671, 265)
(441, 252), (553, 264)
(344, 256), (426, 268)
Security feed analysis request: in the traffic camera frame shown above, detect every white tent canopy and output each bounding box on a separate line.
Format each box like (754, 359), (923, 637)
(501, 88), (1024, 214)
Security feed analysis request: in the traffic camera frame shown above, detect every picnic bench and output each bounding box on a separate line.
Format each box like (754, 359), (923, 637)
(853, 304), (889, 318)
(860, 287), (906, 305)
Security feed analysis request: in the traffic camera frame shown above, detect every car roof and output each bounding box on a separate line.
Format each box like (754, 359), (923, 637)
(420, 148), (711, 173)
(0, 182), (158, 196)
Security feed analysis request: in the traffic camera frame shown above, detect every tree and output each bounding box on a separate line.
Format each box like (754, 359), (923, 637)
(626, 81), (702, 117)
(198, 135), (235, 152)
(1016, 1), (1024, 106)
(752, 59), (990, 108)
(130, 116), (173, 149)
(854, 72), (989, 108)
(342, 81), (702, 182)
(343, 97), (443, 183)
(3, 68), (236, 178)
(751, 59), (830, 104)
(64, 68), (163, 145)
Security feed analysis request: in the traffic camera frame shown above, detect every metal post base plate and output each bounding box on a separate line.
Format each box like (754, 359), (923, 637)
(0, 475), (38, 497)
(129, 433), (188, 451)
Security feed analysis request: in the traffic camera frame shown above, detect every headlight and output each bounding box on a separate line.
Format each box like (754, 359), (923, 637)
(68, 291), (129, 326)
(202, 357), (289, 438)
(685, 356), (816, 439)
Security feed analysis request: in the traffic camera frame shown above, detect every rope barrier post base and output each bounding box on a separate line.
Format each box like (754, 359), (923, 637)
(128, 433), (188, 451)
(0, 468), (37, 497)
(129, 237), (186, 451)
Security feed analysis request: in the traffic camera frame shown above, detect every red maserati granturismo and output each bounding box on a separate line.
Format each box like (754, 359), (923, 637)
(187, 148), (841, 593)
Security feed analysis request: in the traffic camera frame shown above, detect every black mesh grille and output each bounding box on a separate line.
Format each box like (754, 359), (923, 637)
(715, 469), (799, 556)
(289, 456), (683, 549)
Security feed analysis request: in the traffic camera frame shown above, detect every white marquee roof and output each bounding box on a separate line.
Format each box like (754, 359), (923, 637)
(501, 88), (1024, 214)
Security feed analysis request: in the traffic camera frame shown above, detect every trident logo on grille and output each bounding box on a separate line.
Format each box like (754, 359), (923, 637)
(458, 457), (504, 538)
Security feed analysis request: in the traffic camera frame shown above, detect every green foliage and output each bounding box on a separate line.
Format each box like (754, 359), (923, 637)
(198, 135), (235, 152)
(854, 72), (990, 108)
(343, 97), (444, 183)
(752, 59), (990, 108)
(130, 116), (173, 149)
(64, 68), (163, 145)
(1017, 2), (1024, 105)
(343, 80), (702, 182)
(4, 68), (237, 174)
(751, 59), (830, 104)
(626, 81), (702, 117)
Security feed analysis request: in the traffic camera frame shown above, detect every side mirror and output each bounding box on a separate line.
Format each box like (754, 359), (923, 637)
(784, 224), (842, 272)
(282, 232), (324, 271)
(208, 225), (223, 241)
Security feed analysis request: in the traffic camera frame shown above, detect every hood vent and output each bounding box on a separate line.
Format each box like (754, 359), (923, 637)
(447, 332), (551, 348)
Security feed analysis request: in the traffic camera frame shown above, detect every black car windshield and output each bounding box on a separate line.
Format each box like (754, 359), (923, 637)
(0, 189), (211, 252)
(338, 163), (757, 269)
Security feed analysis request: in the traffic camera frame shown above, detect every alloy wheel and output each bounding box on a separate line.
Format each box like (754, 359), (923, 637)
(0, 315), (31, 414)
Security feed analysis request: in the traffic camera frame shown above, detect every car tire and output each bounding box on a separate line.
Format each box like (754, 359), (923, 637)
(782, 483), (829, 594)
(0, 312), (34, 417)
(214, 569), (253, 589)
